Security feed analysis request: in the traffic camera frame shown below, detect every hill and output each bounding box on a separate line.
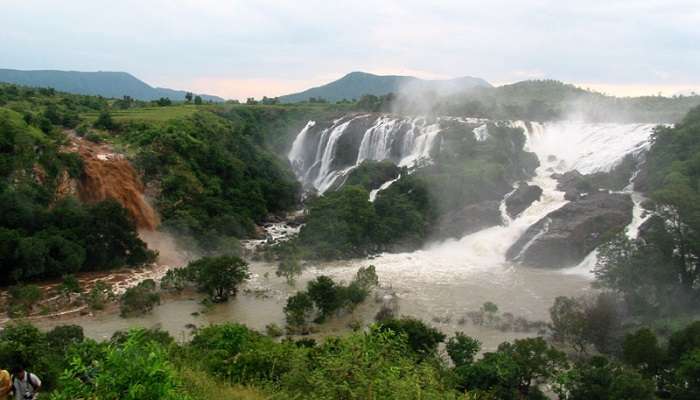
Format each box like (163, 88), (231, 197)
(0, 68), (224, 102)
(279, 71), (492, 103)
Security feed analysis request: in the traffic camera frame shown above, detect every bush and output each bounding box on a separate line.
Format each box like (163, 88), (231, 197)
(377, 317), (446, 357)
(84, 280), (114, 310)
(265, 323), (284, 338)
(167, 256), (250, 302)
(284, 292), (314, 328)
(284, 267), (379, 327)
(447, 332), (481, 367)
(46, 325), (84, 352)
(92, 110), (114, 130)
(58, 274), (82, 297)
(120, 279), (161, 317)
(160, 268), (187, 292)
(51, 330), (188, 400)
(7, 284), (42, 317)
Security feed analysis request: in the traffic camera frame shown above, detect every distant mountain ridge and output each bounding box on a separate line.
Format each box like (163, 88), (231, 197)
(0, 69), (223, 102)
(279, 71), (492, 103)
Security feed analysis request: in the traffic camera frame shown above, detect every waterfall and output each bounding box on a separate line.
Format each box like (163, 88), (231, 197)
(73, 136), (160, 230)
(288, 115), (659, 275)
(519, 121), (657, 276)
(369, 174), (401, 202)
(375, 119), (656, 277)
(288, 115), (453, 194)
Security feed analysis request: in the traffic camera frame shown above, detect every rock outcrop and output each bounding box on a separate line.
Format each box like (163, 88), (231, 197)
(436, 201), (502, 239)
(505, 183), (543, 218)
(506, 192), (633, 268)
(552, 170), (588, 201)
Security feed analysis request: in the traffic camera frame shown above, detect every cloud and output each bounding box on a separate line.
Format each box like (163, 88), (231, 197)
(1, 0), (698, 98)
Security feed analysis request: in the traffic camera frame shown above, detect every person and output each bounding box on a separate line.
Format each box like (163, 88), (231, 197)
(0, 368), (10, 400)
(11, 367), (40, 400)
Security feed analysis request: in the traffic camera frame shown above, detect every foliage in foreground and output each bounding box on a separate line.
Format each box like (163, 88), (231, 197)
(0, 316), (699, 399)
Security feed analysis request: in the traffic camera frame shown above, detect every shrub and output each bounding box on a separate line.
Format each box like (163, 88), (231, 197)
(84, 280), (114, 310)
(51, 330), (188, 400)
(377, 317), (446, 357)
(120, 279), (160, 317)
(168, 256), (250, 302)
(7, 284), (42, 317)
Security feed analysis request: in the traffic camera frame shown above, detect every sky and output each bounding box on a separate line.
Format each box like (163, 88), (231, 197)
(1, 0), (699, 100)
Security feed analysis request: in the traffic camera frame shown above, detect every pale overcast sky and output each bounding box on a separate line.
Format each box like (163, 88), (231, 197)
(1, 0), (699, 99)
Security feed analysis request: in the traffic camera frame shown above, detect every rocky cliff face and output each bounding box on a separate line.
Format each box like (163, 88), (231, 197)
(506, 192), (633, 268)
(436, 201), (502, 240)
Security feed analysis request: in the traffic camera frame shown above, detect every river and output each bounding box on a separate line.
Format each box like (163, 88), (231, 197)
(35, 118), (657, 351)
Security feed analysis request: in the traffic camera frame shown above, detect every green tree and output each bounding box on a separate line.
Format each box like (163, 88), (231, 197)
(160, 268), (187, 292)
(284, 292), (314, 327)
(83, 280), (114, 310)
(46, 325), (84, 352)
(668, 321), (700, 363)
(555, 356), (655, 400)
(58, 274), (82, 299)
(622, 328), (664, 376)
(447, 332), (481, 367)
(276, 255), (302, 285)
(498, 337), (568, 397)
(377, 317), (446, 357)
(120, 279), (161, 317)
(299, 186), (378, 258)
(185, 92), (193, 103)
(83, 200), (156, 270)
(354, 264), (379, 290)
(182, 256), (250, 302)
(194, 95), (203, 105)
(673, 349), (700, 400)
(307, 275), (342, 322)
(550, 296), (588, 353)
(93, 109), (114, 130)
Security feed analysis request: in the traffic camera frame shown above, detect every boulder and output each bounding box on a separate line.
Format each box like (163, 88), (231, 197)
(436, 201), (502, 239)
(552, 170), (588, 201)
(505, 183), (543, 218)
(506, 192), (633, 268)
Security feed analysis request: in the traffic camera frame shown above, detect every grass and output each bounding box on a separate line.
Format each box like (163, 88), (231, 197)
(180, 367), (270, 400)
(81, 101), (356, 124)
(82, 105), (205, 123)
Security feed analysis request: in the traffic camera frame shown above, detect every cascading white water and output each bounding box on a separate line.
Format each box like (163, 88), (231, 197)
(354, 120), (658, 278)
(289, 115), (455, 194)
(289, 117), (658, 276)
(369, 174), (401, 202)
